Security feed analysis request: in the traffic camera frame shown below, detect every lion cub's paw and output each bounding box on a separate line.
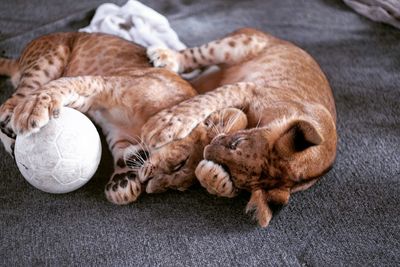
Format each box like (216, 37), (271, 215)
(147, 45), (182, 73)
(195, 160), (238, 198)
(0, 99), (17, 139)
(142, 110), (196, 149)
(105, 170), (142, 205)
(11, 92), (61, 136)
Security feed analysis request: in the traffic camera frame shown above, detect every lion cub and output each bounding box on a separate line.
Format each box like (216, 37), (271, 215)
(140, 28), (337, 227)
(0, 32), (199, 203)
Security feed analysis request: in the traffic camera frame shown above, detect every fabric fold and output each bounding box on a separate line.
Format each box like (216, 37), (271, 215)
(343, 0), (400, 29)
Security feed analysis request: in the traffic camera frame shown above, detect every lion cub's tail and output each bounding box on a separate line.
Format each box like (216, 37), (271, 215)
(0, 58), (19, 77)
(0, 58), (20, 87)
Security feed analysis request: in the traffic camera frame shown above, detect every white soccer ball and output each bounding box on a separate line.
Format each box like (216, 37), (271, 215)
(14, 107), (102, 194)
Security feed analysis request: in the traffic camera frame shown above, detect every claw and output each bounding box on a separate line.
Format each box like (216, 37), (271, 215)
(53, 109), (60, 118)
(30, 120), (37, 128)
(0, 115), (11, 128)
(1, 127), (16, 139)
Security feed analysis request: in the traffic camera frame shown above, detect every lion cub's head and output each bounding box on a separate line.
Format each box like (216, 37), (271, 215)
(136, 108), (248, 193)
(197, 113), (336, 227)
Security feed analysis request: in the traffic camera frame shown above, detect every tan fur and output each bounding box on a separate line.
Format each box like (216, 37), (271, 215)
(141, 28), (337, 227)
(0, 32), (199, 204)
(246, 189), (273, 228)
(0, 58), (19, 87)
(138, 108), (248, 193)
(0, 58), (18, 76)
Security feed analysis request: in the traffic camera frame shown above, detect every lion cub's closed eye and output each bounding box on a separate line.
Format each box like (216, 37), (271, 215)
(136, 108), (248, 194)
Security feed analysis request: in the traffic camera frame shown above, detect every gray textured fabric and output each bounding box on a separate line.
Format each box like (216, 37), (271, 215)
(343, 0), (400, 28)
(1, 0), (399, 266)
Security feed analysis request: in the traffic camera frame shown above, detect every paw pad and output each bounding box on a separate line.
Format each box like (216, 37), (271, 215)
(105, 171), (142, 205)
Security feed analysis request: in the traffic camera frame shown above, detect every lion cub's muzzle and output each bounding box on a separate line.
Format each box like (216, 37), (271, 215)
(204, 132), (244, 161)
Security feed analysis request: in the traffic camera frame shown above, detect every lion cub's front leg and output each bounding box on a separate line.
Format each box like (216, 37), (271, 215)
(142, 82), (254, 149)
(9, 76), (107, 135)
(195, 160), (238, 198)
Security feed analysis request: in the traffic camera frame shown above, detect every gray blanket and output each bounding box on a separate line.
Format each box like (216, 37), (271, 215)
(0, 0), (399, 266)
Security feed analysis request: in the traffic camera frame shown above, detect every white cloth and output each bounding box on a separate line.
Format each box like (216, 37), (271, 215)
(80, 0), (186, 50)
(343, 0), (400, 29)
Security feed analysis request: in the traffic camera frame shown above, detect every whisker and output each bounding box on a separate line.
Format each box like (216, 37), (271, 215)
(132, 153), (146, 164)
(221, 108), (227, 127)
(226, 112), (237, 131)
(125, 159), (141, 167)
(130, 135), (149, 154)
(123, 148), (145, 169)
(136, 135), (151, 152)
(132, 135), (148, 153)
(224, 111), (241, 133)
(213, 124), (220, 136)
(124, 136), (150, 169)
(255, 116), (261, 129)
(136, 136), (155, 165)
(211, 120), (221, 135)
(125, 149), (148, 168)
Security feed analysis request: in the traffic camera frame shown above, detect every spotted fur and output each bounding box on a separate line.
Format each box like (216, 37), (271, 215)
(0, 32), (197, 204)
(142, 28), (337, 227)
(138, 107), (248, 193)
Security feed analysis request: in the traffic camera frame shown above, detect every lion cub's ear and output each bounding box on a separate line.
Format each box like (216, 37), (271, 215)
(202, 108), (248, 139)
(274, 120), (323, 158)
